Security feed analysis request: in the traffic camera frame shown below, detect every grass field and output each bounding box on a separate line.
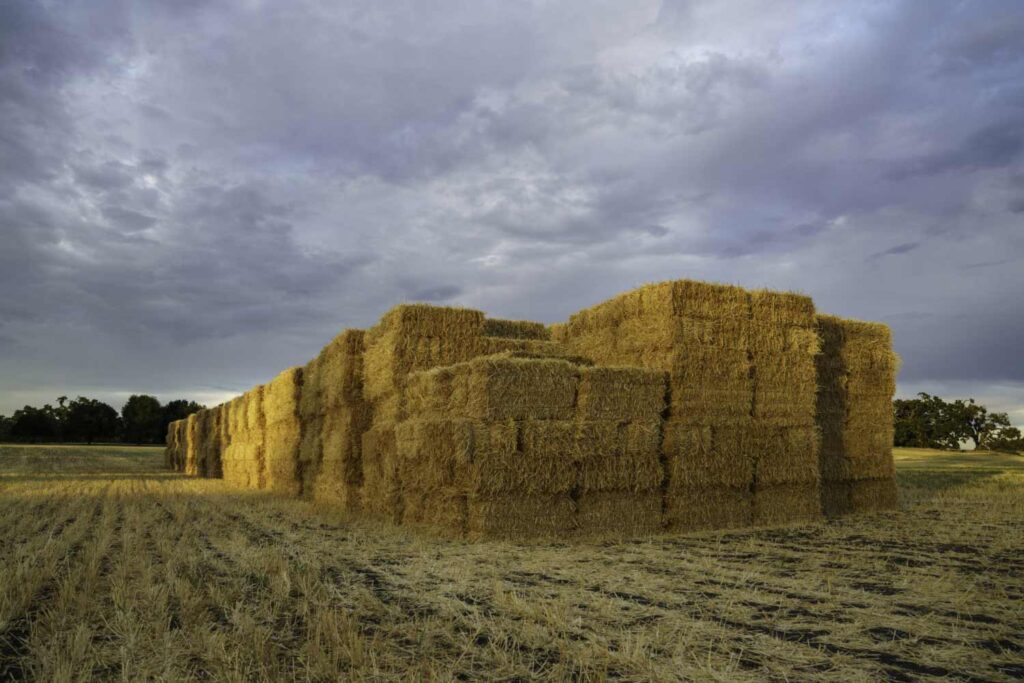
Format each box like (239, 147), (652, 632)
(1, 445), (1021, 681)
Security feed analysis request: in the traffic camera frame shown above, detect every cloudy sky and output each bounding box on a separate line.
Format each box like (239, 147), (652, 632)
(2, 0), (1022, 423)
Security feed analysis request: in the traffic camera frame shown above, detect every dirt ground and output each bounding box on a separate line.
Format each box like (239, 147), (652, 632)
(1, 444), (1021, 681)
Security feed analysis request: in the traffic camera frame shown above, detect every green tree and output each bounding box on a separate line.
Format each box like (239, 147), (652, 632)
(0, 414), (10, 441)
(986, 426), (1024, 454)
(122, 394), (164, 444)
(160, 399), (204, 443)
(941, 398), (1014, 451)
(8, 405), (59, 442)
(65, 397), (120, 444)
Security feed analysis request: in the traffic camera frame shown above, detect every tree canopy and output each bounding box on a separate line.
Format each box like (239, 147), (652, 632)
(893, 393), (1022, 453)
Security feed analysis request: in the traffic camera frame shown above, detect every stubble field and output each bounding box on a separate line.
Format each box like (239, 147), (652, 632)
(0, 444), (1021, 681)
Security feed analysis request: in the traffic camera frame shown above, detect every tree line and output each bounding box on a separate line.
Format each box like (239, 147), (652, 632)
(894, 393), (1022, 453)
(0, 395), (204, 445)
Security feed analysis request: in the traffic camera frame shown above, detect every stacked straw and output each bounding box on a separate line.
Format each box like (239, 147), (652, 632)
(399, 357), (667, 538)
(310, 330), (372, 513)
(562, 280), (757, 530)
(263, 367), (304, 495)
(816, 315), (899, 515)
(184, 412), (200, 476)
(361, 305), (485, 521)
(747, 291), (822, 526)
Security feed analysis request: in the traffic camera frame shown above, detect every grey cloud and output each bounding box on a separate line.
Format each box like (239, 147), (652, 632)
(1, 0), (1023, 421)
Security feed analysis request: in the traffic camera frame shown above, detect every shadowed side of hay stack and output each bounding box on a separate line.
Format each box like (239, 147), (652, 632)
(816, 315), (899, 516)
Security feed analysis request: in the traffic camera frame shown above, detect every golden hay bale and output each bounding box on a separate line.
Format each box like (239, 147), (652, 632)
(363, 304), (485, 402)
(408, 356), (579, 421)
(395, 418), (473, 491)
(298, 356), (323, 418)
(483, 318), (551, 340)
(467, 494), (576, 540)
(549, 322), (568, 343)
(751, 425), (821, 486)
(664, 486), (752, 532)
(360, 424), (401, 522)
(663, 421), (754, 489)
(749, 289), (815, 326)
(575, 492), (662, 537)
(616, 314), (752, 353)
(849, 477), (899, 512)
(164, 420), (180, 470)
(752, 389), (817, 426)
(481, 337), (576, 358)
(321, 404), (371, 480)
(576, 366), (666, 421)
(575, 420), (663, 493)
(245, 385), (265, 433)
(264, 366), (303, 426)
(311, 468), (362, 515)
(752, 483), (823, 525)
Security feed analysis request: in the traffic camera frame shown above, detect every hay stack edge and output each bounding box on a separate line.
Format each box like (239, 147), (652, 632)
(166, 279), (899, 539)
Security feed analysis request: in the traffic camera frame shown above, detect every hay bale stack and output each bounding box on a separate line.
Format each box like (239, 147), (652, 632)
(263, 367), (303, 495)
(574, 366), (666, 537)
(561, 280), (756, 531)
(398, 357), (666, 539)
(747, 291), (822, 526)
(482, 318), (551, 340)
(816, 315), (899, 516)
(311, 329), (372, 514)
(165, 419), (186, 471)
(221, 396), (249, 487)
(184, 412), (200, 476)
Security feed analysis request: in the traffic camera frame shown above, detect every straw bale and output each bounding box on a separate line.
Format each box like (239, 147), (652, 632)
(576, 366), (666, 421)
(298, 356), (323, 418)
(245, 386), (265, 433)
(483, 318), (550, 340)
(360, 425), (401, 522)
(749, 289), (815, 326)
(321, 405), (371, 482)
(664, 486), (752, 531)
(482, 337), (576, 358)
(319, 329), (365, 409)
(396, 418), (473, 490)
(401, 489), (467, 534)
(549, 323), (568, 344)
(752, 389), (817, 426)
(363, 305), (485, 401)
(752, 483), (823, 525)
(411, 357), (579, 421)
(467, 494), (576, 539)
(474, 420), (577, 495)
(165, 420), (180, 470)
(575, 420), (663, 492)
(820, 482), (852, 517)
(264, 367), (303, 426)
(311, 470), (362, 514)
(575, 492), (662, 537)
(616, 314), (751, 353)
(751, 425), (820, 486)
(663, 421), (754, 489)
(849, 477), (899, 512)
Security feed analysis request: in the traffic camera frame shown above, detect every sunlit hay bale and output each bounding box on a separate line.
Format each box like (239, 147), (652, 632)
(318, 329), (366, 410)
(264, 420), (302, 495)
(549, 322), (568, 344)
(467, 494), (576, 540)
(575, 492), (662, 537)
(363, 304), (485, 404)
(575, 420), (663, 493)
(483, 318), (551, 340)
(849, 477), (899, 512)
(480, 419), (577, 495)
(616, 314), (752, 354)
(750, 424), (821, 486)
(207, 404), (224, 478)
(320, 403), (372, 477)
(752, 483), (823, 525)
(298, 356), (323, 419)
(183, 413), (200, 475)
(664, 486), (752, 532)
(409, 356), (579, 422)
(360, 424), (401, 523)
(311, 465), (362, 514)
(264, 366), (303, 427)
(662, 421), (754, 489)
(749, 289), (815, 326)
(395, 418), (474, 492)
(401, 489), (467, 535)
(820, 482), (852, 517)
(576, 367), (666, 421)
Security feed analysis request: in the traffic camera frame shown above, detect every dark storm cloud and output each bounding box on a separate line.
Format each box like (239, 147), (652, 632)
(1, 0), (1023, 422)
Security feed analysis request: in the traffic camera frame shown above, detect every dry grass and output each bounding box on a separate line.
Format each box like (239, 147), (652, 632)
(1, 444), (1021, 681)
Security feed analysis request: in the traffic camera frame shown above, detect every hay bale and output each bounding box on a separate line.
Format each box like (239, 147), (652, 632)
(576, 367), (666, 421)
(752, 484), (823, 525)
(575, 492), (662, 537)
(749, 289), (815, 326)
(319, 329), (366, 410)
(407, 356), (579, 421)
(467, 494), (576, 540)
(575, 420), (663, 493)
(401, 489), (467, 534)
(483, 318), (550, 340)
(183, 412), (200, 476)
(663, 421), (754, 489)
(363, 304), (485, 402)
(360, 424), (401, 522)
(482, 337), (576, 359)
(664, 486), (752, 532)
(264, 367), (303, 426)
(751, 425), (820, 486)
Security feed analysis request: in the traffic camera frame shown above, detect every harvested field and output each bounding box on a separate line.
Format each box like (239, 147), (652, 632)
(1, 444), (1021, 681)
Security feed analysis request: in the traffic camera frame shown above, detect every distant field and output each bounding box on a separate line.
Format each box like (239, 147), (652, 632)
(1, 445), (1021, 681)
